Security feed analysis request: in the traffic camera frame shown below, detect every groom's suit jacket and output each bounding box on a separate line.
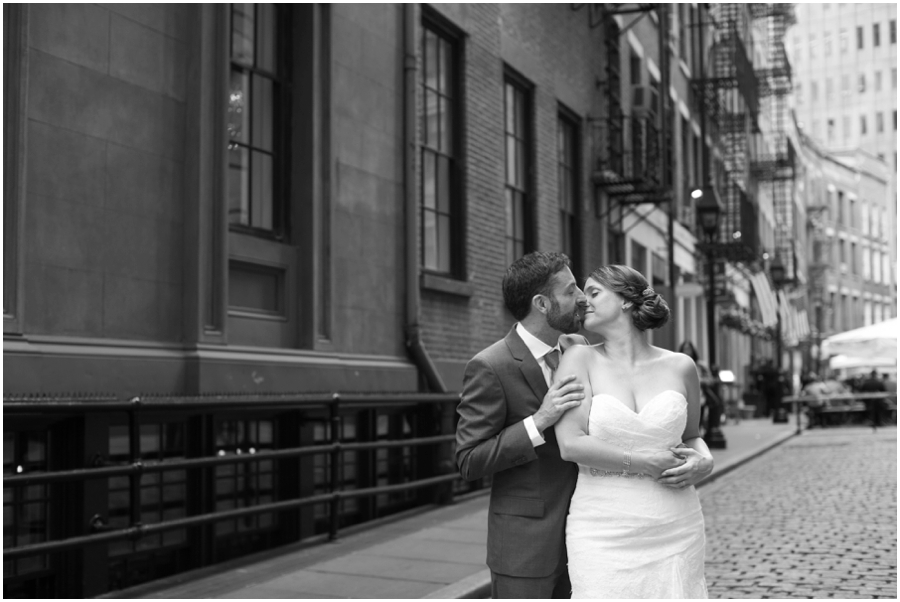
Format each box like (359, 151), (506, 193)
(456, 326), (580, 578)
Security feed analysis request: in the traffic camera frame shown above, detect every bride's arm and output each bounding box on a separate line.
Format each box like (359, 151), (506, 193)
(554, 347), (685, 479)
(658, 356), (714, 488)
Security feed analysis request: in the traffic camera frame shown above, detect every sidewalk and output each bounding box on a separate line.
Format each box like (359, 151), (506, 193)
(116, 418), (798, 599)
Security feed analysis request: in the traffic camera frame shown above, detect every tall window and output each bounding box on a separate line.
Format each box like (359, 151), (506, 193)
(631, 240), (648, 273)
(875, 70), (882, 92)
(558, 111), (581, 275)
(858, 74), (866, 93)
(861, 115), (867, 135)
(874, 23), (880, 47)
(892, 20), (896, 44)
(876, 111), (884, 132)
(857, 26), (864, 49)
(227, 4), (286, 237)
(420, 17), (461, 276)
(840, 28), (848, 53)
(504, 74), (532, 263)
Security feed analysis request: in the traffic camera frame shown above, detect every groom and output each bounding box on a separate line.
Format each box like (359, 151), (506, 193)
(456, 251), (588, 599)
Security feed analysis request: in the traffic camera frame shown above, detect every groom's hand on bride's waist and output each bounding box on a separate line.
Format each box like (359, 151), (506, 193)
(657, 447), (714, 489)
(533, 374), (584, 433)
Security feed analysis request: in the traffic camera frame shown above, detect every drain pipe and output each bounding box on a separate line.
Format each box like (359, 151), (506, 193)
(403, 4), (447, 393)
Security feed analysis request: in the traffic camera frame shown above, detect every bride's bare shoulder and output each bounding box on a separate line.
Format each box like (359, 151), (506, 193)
(652, 347), (697, 372)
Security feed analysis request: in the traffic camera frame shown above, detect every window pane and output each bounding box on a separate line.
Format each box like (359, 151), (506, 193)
(251, 150), (273, 230)
(439, 96), (452, 154)
(514, 192), (525, 242)
(437, 215), (451, 273)
(437, 155), (450, 213)
(423, 151), (436, 209)
(252, 74), (274, 152)
(441, 39), (453, 96)
(256, 4), (277, 73)
(228, 69), (250, 144)
(505, 84), (515, 132)
(425, 90), (439, 149)
(423, 209), (437, 270)
(506, 134), (516, 186)
(231, 4), (255, 65)
(505, 188), (515, 239)
(516, 140), (526, 188)
(515, 90), (526, 136)
(425, 30), (438, 90)
(228, 146), (250, 225)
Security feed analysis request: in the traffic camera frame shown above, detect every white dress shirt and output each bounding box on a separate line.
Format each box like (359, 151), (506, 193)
(515, 322), (560, 448)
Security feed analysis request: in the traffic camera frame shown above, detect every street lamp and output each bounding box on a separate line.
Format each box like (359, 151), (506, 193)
(695, 185), (727, 449)
(770, 254), (789, 423)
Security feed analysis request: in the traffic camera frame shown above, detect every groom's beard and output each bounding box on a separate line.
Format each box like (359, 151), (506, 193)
(547, 297), (582, 334)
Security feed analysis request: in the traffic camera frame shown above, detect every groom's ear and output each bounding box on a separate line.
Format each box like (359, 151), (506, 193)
(532, 294), (550, 315)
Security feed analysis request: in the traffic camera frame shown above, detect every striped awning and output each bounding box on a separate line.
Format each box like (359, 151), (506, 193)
(749, 272), (779, 327)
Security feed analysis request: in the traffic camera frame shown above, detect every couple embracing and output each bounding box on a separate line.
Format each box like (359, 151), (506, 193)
(456, 251), (714, 599)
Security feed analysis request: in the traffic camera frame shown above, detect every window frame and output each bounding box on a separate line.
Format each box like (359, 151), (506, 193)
(419, 9), (465, 280)
(226, 4), (291, 241)
(557, 106), (582, 278)
(503, 68), (535, 265)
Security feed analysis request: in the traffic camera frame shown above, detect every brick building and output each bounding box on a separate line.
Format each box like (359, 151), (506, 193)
(4, 4), (806, 596)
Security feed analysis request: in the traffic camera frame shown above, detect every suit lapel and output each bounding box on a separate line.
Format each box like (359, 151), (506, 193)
(505, 326), (549, 407)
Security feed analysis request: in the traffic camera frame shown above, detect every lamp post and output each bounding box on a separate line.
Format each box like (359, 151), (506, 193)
(695, 185), (727, 449)
(770, 255), (789, 423)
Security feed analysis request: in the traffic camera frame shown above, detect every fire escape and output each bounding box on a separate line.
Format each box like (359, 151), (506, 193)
(591, 7), (673, 240)
(751, 3), (798, 281)
(691, 7), (761, 264)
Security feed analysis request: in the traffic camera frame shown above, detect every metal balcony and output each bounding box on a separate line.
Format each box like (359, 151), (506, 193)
(692, 20), (760, 132)
(701, 179), (760, 263)
(591, 115), (671, 205)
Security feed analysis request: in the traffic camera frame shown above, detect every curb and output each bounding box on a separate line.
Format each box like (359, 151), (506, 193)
(422, 569), (492, 600)
(695, 427), (798, 488)
(431, 428), (800, 599)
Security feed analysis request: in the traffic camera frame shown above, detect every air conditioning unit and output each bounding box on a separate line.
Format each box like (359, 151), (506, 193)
(631, 85), (659, 118)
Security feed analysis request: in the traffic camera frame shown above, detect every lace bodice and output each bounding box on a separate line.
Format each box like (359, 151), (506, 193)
(567, 389), (707, 599)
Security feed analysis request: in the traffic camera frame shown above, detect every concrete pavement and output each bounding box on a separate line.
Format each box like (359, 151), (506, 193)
(114, 417), (800, 599)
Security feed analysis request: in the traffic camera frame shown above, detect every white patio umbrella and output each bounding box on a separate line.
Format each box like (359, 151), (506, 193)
(821, 318), (898, 360)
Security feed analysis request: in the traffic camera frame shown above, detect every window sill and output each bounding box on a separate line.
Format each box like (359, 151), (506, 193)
(421, 273), (474, 298)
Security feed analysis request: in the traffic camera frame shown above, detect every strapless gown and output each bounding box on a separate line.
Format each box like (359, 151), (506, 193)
(566, 391), (708, 599)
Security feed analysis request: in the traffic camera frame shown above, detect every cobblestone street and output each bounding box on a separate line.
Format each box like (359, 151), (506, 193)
(701, 427), (897, 599)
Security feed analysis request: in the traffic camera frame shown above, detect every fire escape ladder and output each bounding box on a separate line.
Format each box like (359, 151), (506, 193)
(691, 8), (761, 264)
(751, 3), (797, 281)
(592, 7), (673, 231)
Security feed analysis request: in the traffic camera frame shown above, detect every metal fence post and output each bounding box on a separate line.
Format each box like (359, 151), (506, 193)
(329, 393), (341, 541)
(128, 397), (142, 529)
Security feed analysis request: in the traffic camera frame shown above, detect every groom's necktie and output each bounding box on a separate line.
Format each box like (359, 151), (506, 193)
(545, 348), (560, 383)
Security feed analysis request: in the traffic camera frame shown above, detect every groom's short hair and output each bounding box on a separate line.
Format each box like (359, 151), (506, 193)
(502, 251), (572, 321)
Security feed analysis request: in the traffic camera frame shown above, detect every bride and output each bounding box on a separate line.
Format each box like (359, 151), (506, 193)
(555, 265), (714, 599)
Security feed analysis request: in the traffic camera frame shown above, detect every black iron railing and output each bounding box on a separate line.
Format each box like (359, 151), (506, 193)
(3, 391), (467, 597)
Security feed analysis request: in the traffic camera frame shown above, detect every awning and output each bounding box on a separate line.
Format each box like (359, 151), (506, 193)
(749, 272), (778, 327)
(778, 292), (812, 347)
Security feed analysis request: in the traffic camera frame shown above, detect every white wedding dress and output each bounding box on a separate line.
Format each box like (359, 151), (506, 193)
(566, 391), (708, 599)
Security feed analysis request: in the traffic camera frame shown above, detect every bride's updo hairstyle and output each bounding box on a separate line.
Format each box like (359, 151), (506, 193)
(589, 265), (670, 331)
